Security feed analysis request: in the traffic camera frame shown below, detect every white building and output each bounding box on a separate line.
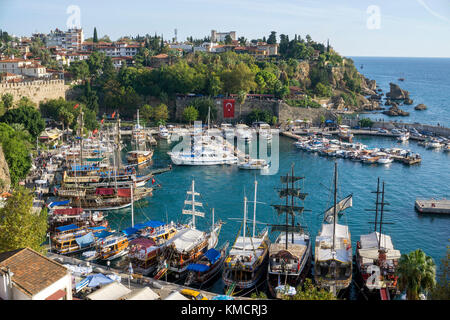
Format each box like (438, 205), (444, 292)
(96, 42), (139, 57)
(0, 57), (48, 78)
(46, 28), (84, 51)
(211, 30), (236, 42)
(0, 248), (72, 300)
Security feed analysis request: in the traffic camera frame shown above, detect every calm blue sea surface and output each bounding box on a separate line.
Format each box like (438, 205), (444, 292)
(350, 57), (450, 127)
(104, 57), (449, 295)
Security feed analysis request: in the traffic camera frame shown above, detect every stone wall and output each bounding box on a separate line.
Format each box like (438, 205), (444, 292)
(0, 80), (70, 106)
(175, 96), (334, 125)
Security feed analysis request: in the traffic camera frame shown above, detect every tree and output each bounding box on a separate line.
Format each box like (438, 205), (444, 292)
(0, 124), (32, 185)
(0, 104), (44, 138)
(267, 31), (277, 44)
(397, 249), (436, 300)
(286, 279), (337, 300)
(93, 27), (98, 43)
(182, 106), (198, 124)
(224, 35), (232, 44)
(431, 244), (450, 300)
(2, 93), (14, 110)
(69, 60), (90, 81)
(0, 187), (48, 254)
(140, 104), (153, 125)
(153, 103), (169, 125)
(359, 118), (374, 128)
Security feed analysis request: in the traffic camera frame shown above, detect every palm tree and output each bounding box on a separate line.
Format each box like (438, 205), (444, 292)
(397, 249), (436, 300)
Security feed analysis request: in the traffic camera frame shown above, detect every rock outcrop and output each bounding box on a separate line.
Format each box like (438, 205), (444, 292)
(386, 83), (410, 101)
(415, 103), (427, 111)
(0, 146), (11, 192)
(382, 103), (410, 116)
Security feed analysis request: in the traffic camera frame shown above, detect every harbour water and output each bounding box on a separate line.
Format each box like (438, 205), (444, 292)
(104, 57), (449, 296)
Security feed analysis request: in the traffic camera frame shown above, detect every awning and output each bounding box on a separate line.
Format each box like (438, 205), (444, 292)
(122, 227), (139, 237)
(56, 224), (79, 232)
(45, 289), (66, 300)
(204, 248), (221, 264)
(75, 232), (94, 247)
(117, 188), (131, 197)
(48, 200), (70, 208)
(186, 263), (210, 273)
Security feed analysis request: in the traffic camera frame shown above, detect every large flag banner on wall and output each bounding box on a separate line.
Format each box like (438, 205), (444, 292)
(223, 99), (235, 118)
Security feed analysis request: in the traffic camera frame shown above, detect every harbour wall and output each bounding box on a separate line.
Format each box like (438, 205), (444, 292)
(342, 118), (450, 138)
(0, 79), (72, 106)
(175, 96), (334, 124)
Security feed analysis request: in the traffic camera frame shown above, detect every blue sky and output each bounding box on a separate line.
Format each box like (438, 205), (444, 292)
(1, 0), (450, 57)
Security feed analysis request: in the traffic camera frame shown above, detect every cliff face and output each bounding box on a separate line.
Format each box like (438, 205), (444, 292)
(0, 146), (11, 192)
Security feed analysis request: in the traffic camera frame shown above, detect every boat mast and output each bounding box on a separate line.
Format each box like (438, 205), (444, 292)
(243, 196), (247, 253)
(374, 177), (380, 232)
(131, 176), (135, 228)
(192, 180), (196, 228)
(285, 172), (289, 249)
(253, 179), (257, 238)
(79, 106), (84, 166)
(332, 162), (338, 252)
(378, 182), (385, 249)
(291, 164), (295, 243)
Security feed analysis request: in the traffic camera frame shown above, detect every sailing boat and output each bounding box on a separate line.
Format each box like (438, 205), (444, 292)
(158, 179), (222, 281)
(267, 164), (312, 299)
(355, 178), (401, 300)
(314, 162), (353, 295)
(222, 180), (270, 296)
(127, 109), (153, 166)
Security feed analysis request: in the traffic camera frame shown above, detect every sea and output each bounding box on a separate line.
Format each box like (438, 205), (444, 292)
(105, 57), (450, 296)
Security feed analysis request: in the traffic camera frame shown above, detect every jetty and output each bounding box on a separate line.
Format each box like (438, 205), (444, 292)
(415, 199), (450, 214)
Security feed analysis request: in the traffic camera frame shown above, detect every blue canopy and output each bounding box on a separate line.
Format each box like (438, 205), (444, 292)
(90, 226), (107, 232)
(95, 230), (114, 239)
(122, 227), (138, 237)
(71, 165), (99, 172)
(325, 119), (334, 123)
(186, 263), (210, 273)
(204, 248), (221, 264)
(56, 224), (79, 232)
(75, 232), (94, 247)
(75, 277), (90, 292)
(85, 273), (113, 288)
(143, 220), (165, 228)
(48, 200), (70, 208)
(133, 223), (148, 230)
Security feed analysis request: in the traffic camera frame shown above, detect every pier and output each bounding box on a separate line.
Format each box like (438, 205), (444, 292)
(47, 252), (250, 300)
(415, 199), (450, 214)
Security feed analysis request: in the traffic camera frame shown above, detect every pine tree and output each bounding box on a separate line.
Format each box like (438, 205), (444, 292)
(93, 27), (98, 43)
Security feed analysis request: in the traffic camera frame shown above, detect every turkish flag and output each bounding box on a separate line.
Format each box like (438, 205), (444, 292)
(101, 119), (104, 124)
(223, 99), (235, 118)
(111, 111), (116, 119)
(73, 104), (79, 109)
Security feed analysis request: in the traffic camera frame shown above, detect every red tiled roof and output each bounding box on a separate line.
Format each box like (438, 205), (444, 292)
(0, 248), (68, 297)
(152, 54), (168, 59)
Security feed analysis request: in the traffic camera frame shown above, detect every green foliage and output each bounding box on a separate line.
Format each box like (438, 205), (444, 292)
(285, 279), (337, 300)
(340, 92), (358, 106)
(314, 82), (333, 97)
(359, 118), (374, 128)
(0, 187), (48, 254)
(0, 104), (44, 138)
(250, 291), (268, 299)
(431, 244), (450, 300)
(0, 123), (32, 185)
(190, 97), (217, 123)
(152, 103), (169, 125)
(397, 249), (436, 300)
(182, 105), (198, 124)
(245, 108), (273, 125)
(93, 27), (98, 43)
(2, 93), (14, 110)
(286, 96), (321, 108)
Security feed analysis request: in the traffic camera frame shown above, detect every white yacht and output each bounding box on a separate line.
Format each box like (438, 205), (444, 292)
(158, 126), (171, 140)
(168, 135), (238, 165)
(238, 158), (269, 170)
(396, 132), (409, 142)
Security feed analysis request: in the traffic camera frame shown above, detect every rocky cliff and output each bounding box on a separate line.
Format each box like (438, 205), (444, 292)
(0, 146), (11, 192)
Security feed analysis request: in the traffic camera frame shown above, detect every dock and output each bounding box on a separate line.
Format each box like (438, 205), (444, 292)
(47, 252), (251, 300)
(415, 199), (450, 214)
